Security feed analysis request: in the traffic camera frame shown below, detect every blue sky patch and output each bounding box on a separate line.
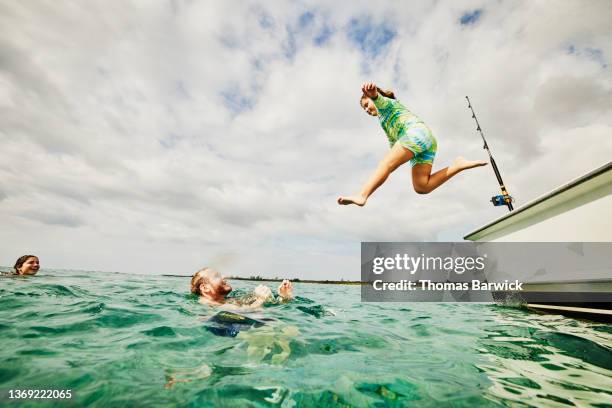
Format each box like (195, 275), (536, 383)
(259, 12), (274, 29)
(567, 45), (607, 68)
(282, 26), (298, 59)
(220, 86), (253, 115)
(299, 11), (314, 28)
(314, 25), (334, 46)
(459, 9), (482, 26)
(347, 17), (396, 57)
(584, 47), (607, 68)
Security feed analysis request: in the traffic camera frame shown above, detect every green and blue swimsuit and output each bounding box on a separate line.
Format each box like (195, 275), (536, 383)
(373, 94), (437, 166)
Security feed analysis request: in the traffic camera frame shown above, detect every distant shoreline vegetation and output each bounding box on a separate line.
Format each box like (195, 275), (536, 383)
(162, 274), (365, 285)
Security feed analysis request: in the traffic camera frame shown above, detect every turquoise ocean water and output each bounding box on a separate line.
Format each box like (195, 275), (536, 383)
(1, 269), (611, 407)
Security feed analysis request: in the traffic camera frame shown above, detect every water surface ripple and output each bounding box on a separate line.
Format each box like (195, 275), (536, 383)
(1, 270), (611, 407)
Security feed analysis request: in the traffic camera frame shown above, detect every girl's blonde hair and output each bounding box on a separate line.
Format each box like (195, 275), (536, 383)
(360, 86), (396, 106)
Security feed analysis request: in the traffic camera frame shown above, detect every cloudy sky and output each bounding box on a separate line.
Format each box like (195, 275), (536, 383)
(1, 1), (610, 279)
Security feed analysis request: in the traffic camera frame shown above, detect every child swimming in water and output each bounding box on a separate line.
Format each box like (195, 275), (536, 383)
(337, 82), (488, 206)
(12, 255), (40, 275)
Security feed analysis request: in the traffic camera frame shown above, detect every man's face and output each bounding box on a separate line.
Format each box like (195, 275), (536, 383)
(201, 270), (232, 298)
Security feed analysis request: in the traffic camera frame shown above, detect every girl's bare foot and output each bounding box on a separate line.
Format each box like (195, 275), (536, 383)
(337, 195), (367, 206)
(449, 156), (488, 174)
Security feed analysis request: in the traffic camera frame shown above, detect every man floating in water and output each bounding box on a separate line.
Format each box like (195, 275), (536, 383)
(190, 267), (294, 309)
(191, 268), (296, 339)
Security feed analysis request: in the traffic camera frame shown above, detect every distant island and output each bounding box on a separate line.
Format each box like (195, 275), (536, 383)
(162, 274), (364, 285)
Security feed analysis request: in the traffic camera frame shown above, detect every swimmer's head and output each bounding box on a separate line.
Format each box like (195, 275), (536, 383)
(360, 87), (396, 117)
(14, 255), (39, 275)
(190, 267), (232, 299)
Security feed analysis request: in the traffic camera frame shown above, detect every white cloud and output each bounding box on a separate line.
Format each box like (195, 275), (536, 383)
(1, 0), (610, 280)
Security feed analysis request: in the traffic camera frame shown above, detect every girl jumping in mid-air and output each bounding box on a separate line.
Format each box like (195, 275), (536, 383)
(338, 82), (488, 206)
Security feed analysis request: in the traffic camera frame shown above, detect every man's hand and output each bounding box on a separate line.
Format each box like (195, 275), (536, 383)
(361, 82), (378, 99)
(254, 284), (273, 301)
(278, 279), (294, 300)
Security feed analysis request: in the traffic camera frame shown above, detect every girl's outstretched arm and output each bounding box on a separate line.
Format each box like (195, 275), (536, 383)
(338, 142), (414, 206)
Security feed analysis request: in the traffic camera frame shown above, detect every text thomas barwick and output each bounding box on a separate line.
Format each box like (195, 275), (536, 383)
(372, 280), (524, 291)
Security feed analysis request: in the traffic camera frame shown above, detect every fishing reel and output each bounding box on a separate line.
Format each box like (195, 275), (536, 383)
(490, 194), (513, 207)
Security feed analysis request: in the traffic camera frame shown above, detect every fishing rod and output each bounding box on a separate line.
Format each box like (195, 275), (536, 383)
(465, 96), (514, 211)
